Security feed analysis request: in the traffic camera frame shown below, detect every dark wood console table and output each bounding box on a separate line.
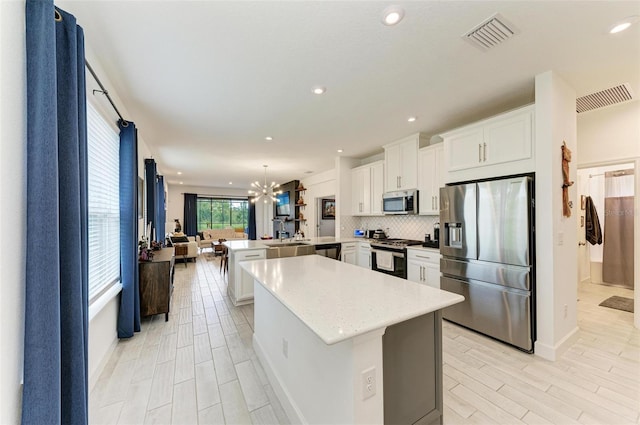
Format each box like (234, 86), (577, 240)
(139, 248), (174, 321)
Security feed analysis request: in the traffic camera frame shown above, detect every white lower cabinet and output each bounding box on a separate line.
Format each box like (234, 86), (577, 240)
(341, 242), (357, 265)
(406, 248), (440, 289)
(357, 241), (371, 269)
(228, 248), (266, 305)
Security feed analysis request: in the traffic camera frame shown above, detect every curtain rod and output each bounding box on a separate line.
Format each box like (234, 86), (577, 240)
(181, 193), (250, 200)
(85, 60), (129, 125)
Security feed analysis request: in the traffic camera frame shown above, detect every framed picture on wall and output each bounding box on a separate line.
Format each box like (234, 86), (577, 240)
(322, 199), (335, 219)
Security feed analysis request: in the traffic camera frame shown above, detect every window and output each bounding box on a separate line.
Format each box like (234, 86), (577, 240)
(197, 197), (248, 231)
(87, 102), (120, 301)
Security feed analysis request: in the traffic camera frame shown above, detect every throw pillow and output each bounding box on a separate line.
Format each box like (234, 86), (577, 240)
(197, 231), (205, 241)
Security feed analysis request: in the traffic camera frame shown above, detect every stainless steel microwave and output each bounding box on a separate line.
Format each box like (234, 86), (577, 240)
(382, 190), (418, 215)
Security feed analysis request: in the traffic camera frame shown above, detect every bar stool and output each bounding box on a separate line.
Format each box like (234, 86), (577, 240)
(220, 245), (229, 274)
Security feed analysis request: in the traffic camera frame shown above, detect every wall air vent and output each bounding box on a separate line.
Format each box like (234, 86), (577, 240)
(576, 83), (634, 113)
(463, 13), (519, 51)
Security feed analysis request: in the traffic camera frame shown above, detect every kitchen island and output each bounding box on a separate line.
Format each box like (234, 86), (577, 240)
(224, 237), (360, 306)
(241, 255), (464, 424)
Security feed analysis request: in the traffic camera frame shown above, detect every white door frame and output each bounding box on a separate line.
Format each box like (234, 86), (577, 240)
(577, 157), (639, 329)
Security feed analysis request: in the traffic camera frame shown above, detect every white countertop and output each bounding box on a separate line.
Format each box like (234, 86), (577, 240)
(223, 240), (269, 251)
(224, 237), (363, 252)
(241, 255), (464, 345)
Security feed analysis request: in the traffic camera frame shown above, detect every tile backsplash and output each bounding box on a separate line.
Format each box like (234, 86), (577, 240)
(341, 214), (439, 240)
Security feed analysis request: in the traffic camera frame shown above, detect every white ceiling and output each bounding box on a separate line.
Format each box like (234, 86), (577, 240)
(58, 1), (640, 189)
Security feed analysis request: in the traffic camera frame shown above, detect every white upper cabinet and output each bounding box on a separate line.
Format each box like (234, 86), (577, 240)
(351, 166), (368, 215)
(443, 127), (484, 172)
(384, 134), (426, 192)
(442, 105), (535, 182)
(351, 160), (384, 216)
(370, 161), (384, 215)
(418, 144), (444, 215)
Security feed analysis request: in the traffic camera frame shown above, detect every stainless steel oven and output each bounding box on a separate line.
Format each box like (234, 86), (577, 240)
(370, 239), (423, 279)
(371, 247), (407, 278)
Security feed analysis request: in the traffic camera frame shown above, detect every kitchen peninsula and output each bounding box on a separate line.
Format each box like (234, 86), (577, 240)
(241, 255), (464, 424)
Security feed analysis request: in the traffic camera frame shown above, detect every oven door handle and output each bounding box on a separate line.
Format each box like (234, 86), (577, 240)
(371, 249), (405, 258)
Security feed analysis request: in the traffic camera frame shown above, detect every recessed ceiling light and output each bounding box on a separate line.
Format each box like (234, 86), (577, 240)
(408, 116), (417, 122)
(609, 16), (639, 33)
(304, 171), (314, 174)
(312, 86), (326, 95)
(179, 181), (183, 185)
(610, 22), (632, 33)
(382, 6), (404, 26)
(337, 149), (343, 153)
(265, 136), (273, 141)
(177, 171), (182, 175)
(229, 181), (233, 185)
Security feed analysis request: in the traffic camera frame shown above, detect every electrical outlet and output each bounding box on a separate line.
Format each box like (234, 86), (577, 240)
(361, 367), (376, 400)
(564, 304), (568, 318)
(282, 338), (288, 358)
(557, 231), (564, 246)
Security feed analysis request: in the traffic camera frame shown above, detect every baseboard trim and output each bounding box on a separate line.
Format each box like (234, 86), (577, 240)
(534, 326), (579, 361)
(89, 337), (118, 392)
(253, 334), (307, 425)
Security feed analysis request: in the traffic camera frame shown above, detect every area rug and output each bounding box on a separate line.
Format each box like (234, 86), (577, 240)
(599, 296), (634, 313)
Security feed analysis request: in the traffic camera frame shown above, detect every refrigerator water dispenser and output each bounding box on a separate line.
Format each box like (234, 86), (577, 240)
(445, 223), (463, 248)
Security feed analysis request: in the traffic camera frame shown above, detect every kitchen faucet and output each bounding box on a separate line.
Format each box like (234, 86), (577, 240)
(274, 218), (286, 242)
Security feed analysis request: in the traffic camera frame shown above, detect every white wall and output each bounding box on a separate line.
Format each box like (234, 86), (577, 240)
(576, 100), (640, 328)
(534, 71), (579, 360)
(0, 1), (26, 422)
(300, 169), (336, 238)
(577, 101), (640, 163)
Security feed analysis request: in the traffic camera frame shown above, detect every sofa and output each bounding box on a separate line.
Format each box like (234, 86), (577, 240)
(196, 228), (248, 251)
(168, 234), (199, 262)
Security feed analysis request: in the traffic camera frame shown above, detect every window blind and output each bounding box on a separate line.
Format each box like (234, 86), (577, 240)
(87, 102), (120, 301)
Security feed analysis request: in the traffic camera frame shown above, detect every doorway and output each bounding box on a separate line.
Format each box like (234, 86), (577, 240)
(578, 163), (635, 289)
(316, 197), (335, 237)
(577, 162), (636, 324)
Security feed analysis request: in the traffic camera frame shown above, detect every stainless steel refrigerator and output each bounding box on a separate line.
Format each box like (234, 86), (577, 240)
(439, 175), (535, 352)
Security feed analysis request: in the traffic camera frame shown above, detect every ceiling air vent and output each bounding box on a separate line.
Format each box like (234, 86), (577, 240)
(463, 13), (519, 51)
(576, 83), (634, 113)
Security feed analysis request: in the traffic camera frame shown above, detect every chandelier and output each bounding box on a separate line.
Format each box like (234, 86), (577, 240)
(248, 165), (282, 203)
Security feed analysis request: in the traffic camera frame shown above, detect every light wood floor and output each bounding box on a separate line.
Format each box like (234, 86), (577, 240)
(89, 253), (639, 424)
